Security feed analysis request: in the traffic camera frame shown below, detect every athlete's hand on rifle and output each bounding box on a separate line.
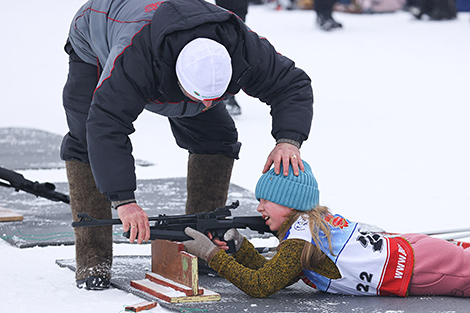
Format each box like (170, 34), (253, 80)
(117, 203), (150, 244)
(208, 228), (244, 253)
(183, 227), (220, 262)
(263, 142), (304, 176)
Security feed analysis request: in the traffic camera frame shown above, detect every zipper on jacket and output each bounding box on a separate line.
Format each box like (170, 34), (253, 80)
(236, 66), (253, 84)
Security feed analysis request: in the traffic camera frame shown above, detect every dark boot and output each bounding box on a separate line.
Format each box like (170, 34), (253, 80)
(224, 96), (242, 116)
(66, 160), (113, 290)
(185, 154), (234, 214)
(185, 154), (234, 275)
(316, 11), (343, 31)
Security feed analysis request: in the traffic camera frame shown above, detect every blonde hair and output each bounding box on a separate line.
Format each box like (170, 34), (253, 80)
(278, 206), (334, 271)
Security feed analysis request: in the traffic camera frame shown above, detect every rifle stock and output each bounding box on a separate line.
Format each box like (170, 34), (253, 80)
(0, 166), (70, 204)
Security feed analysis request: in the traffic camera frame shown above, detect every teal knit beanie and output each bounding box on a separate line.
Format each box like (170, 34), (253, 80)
(255, 160), (319, 211)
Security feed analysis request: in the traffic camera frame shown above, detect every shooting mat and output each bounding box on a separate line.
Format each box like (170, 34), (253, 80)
(0, 127), (153, 170)
(0, 177), (261, 248)
(0, 127), (262, 248)
(56, 255), (469, 313)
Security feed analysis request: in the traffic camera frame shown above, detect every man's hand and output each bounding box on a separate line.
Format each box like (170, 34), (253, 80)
(117, 203), (150, 244)
(263, 143), (304, 176)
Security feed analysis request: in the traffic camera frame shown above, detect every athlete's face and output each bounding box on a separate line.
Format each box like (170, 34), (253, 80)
(257, 199), (293, 231)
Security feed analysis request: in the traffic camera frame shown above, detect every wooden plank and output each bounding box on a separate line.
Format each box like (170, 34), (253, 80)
(151, 239), (198, 294)
(124, 301), (158, 312)
(131, 279), (186, 303)
(181, 251), (199, 296)
(131, 279), (220, 304)
(146, 272), (203, 296)
(0, 207), (23, 222)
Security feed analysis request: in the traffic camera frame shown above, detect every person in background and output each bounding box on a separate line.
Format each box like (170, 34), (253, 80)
(184, 160), (470, 298)
(408, 0), (457, 20)
(62, 0), (313, 290)
(315, 0), (343, 31)
(215, 0), (250, 115)
(216, 0), (249, 21)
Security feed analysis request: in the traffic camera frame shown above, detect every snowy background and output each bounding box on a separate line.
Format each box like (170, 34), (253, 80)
(1, 0), (470, 312)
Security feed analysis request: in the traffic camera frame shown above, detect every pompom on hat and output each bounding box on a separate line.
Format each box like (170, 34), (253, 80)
(176, 38), (232, 101)
(255, 160), (320, 211)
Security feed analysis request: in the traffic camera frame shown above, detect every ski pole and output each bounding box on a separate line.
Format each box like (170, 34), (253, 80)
(420, 227), (470, 236)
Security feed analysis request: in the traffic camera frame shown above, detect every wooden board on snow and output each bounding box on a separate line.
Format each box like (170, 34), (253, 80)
(146, 272), (203, 296)
(151, 239), (199, 295)
(0, 207), (23, 222)
(131, 278), (220, 303)
(124, 301), (158, 312)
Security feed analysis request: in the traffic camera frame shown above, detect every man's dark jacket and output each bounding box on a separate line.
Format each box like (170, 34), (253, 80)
(64, 0), (313, 201)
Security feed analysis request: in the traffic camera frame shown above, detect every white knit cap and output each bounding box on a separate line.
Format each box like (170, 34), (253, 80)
(176, 38), (232, 101)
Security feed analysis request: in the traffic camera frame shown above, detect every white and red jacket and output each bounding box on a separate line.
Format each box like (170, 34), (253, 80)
(284, 214), (413, 296)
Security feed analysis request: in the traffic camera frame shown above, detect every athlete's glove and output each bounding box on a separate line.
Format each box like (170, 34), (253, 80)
(183, 227), (220, 262)
(223, 228), (244, 253)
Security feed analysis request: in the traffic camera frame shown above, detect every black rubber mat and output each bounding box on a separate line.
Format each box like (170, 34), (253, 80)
(0, 177), (261, 248)
(56, 256), (468, 313)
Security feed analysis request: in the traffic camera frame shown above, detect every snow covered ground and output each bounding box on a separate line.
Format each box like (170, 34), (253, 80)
(1, 1), (470, 312)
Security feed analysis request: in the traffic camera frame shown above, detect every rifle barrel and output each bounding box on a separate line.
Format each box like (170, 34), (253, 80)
(0, 166), (70, 204)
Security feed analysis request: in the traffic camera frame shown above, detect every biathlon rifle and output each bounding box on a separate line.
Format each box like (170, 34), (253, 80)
(72, 200), (275, 252)
(0, 166), (70, 204)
